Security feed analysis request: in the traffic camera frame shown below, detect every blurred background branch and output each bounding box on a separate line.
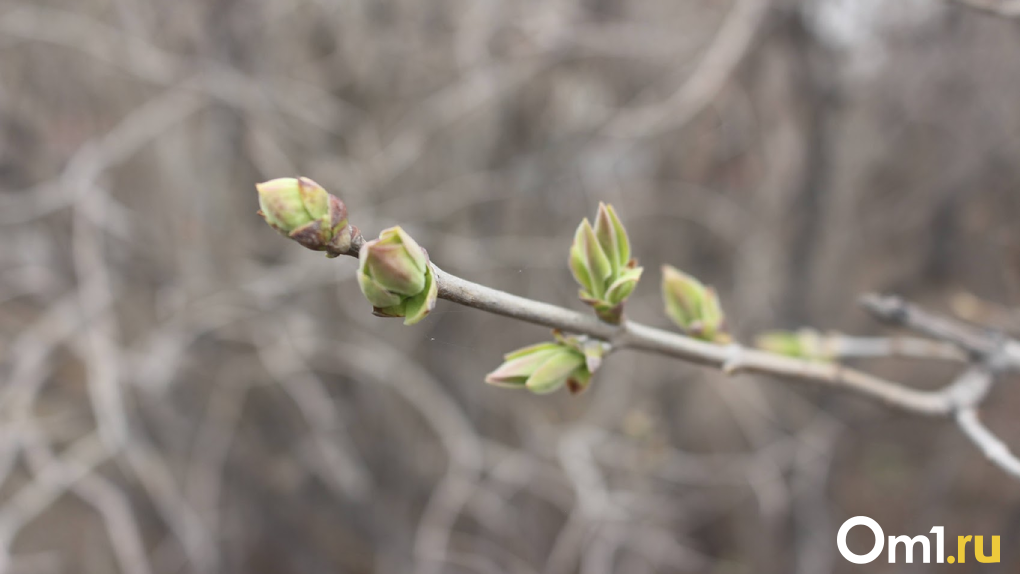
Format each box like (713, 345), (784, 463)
(952, 0), (1020, 17)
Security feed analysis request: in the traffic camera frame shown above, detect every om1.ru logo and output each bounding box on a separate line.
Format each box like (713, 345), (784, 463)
(837, 516), (1000, 564)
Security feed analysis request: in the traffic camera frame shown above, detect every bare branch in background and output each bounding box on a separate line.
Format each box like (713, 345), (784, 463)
(952, 0), (1020, 17)
(861, 293), (1020, 366)
(956, 408), (1020, 479)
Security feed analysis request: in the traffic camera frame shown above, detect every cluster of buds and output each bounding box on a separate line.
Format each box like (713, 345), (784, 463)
(661, 265), (728, 343)
(755, 329), (833, 361)
(485, 331), (608, 394)
(256, 177), (357, 257)
(257, 180), (746, 395)
(357, 226), (438, 325)
(569, 203), (643, 323)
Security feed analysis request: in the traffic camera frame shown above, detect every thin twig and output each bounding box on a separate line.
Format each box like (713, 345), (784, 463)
(827, 335), (966, 362)
(861, 294), (1020, 365)
(956, 409), (1020, 479)
(339, 236), (967, 417)
(440, 265), (984, 415)
(951, 0), (1020, 17)
(340, 232), (1020, 481)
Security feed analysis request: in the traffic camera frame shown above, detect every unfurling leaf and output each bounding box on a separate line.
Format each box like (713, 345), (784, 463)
(569, 202), (642, 323)
(485, 333), (609, 395)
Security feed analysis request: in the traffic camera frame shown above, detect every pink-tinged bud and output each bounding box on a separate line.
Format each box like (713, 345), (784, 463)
(525, 349), (585, 394)
(593, 202), (630, 273)
(256, 177), (356, 256)
(484, 343), (563, 388)
(574, 219), (612, 299)
(569, 203), (642, 323)
(661, 265), (727, 343)
(357, 226), (437, 325)
(485, 333), (608, 395)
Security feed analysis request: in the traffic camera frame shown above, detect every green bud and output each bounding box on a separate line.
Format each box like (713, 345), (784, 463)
(485, 333), (608, 395)
(569, 202), (642, 323)
(594, 201), (631, 273)
(357, 226), (438, 325)
(256, 177), (356, 256)
(661, 265), (728, 342)
(755, 329), (832, 361)
(525, 348), (586, 394)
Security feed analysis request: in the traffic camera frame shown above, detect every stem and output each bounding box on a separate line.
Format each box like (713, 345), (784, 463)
(347, 234), (956, 416)
(339, 226), (1020, 477)
(827, 335), (966, 362)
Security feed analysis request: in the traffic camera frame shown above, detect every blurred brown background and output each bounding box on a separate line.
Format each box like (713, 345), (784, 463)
(1, 0), (1020, 572)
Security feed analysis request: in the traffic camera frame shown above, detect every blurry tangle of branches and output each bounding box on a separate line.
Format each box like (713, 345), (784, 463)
(1, 1), (781, 572)
(2, 0), (1020, 573)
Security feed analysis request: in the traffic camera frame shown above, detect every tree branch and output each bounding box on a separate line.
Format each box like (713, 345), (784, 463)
(956, 408), (1020, 479)
(951, 0), (1020, 18)
(825, 335), (966, 362)
(338, 228), (1020, 480)
(861, 293), (1020, 370)
(345, 235), (960, 417)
